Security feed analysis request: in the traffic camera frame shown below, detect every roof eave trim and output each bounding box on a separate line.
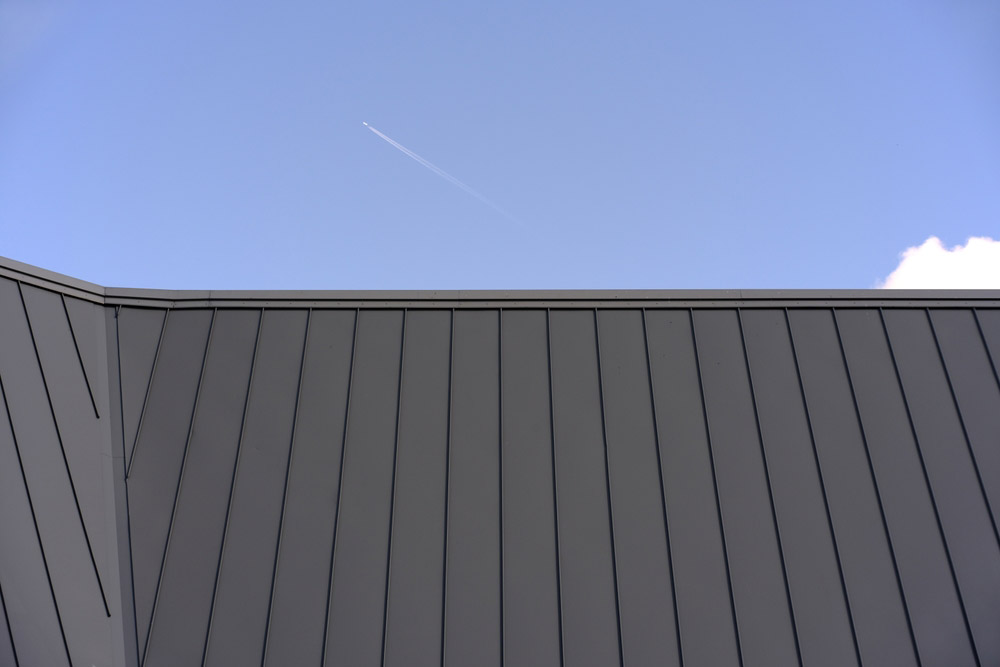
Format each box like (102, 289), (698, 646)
(0, 256), (106, 304)
(5, 256), (1000, 308)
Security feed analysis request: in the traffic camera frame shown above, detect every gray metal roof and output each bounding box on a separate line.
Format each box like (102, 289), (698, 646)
(1, 255), (999, 667)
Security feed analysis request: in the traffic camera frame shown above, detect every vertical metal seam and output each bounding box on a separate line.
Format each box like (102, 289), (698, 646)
(832, 309), (922, 666)
(0, 369), (73, 666)
(114, 306), (127, 465)
(735, 309), (803, 667)
(784, 309), (863, 667)
(116, 306), (142, 667)
(640, 308), (684, 667)
(689, 308), (745, 667)
(878, 309), (981, 666)
(440, 309), (455, 667)
(545, 309), (566, 667)
(925, 308), (1000, 548)
(141, 308), (218, 665)
(497, 309), (506, 667)
(200, 309), (265, 667)
(17, 280), (111, 617)
(0, 573), (19, 667)
(126, 310), (169, 478)
(320, 309), (360, 667)
(592, 309), (625, 667)
(379, 310), (407, 667)
(971, 309), (1000, 393)
(60, 293), (100, 419)
(261, 309), (313, 666)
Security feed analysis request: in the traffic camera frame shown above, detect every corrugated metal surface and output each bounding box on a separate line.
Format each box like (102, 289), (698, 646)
(0, 258), (998, 667)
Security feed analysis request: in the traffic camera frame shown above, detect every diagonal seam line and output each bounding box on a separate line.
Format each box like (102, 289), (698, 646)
(640, 309), (684, 667)
(116, 306), (143, 667)
(592, 309), (626, 667)
(784, 309), (863, 667)
(17, 280), (111, 617)
(261, 310), (313, 666)
(544, 310), (566, 667)
(925, 308), (1000, 550)
(440, 309), (455, 667)
(321, 309), (361, 667)
(141, 308), (218, 666)
(61, 293), (100, 419)
(379, 310), (408, 667)
(878, 308), (982, 666)
(126, 309), (169, 478)
(736, 309), (804, 667)
(200, 309), (265, 667)
(834, 309), (922, 666)
(0, 368), (73, 665)
(690, 309), (745, 667)
(971, 309), (1000, 395)
(0, 569), (20, 667)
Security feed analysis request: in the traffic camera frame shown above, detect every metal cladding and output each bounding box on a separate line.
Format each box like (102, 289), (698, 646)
(0, 258), (999, 667)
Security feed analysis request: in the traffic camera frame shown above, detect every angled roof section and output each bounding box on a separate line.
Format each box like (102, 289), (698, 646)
(1, 255), (999, 667)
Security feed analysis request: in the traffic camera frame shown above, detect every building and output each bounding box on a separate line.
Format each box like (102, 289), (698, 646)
(0, 255), (998, 666)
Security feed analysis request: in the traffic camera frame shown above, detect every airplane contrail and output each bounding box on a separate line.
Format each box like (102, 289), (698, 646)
(363, 122), (524, 227)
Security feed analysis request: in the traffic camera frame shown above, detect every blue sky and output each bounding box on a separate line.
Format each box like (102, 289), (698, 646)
(1, 0), (998, 289)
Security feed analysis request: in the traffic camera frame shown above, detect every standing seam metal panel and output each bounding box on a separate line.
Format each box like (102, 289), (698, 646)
(127, 309), (215, 659)
(882, 309), (1000, 665)
(445, 310), (502, 667)
(382, 310), (451, 667)
(62, 295), (103, 419)
(975, 310), (1000, 384)
(0, 278), (109, 666)
(324, 310), (404, 665)
(0, 579), (16, 667)
(2, 276), (1000, 667)
(118, 308), (167, 473)
(740, 309), (859, 667)
(202, 309), (309, 666)
(141, 309), (262, 667)
(21, 285), (113, 618)
(836, 308), (978, 666)
(548, 310), (621, 667)
(930, 309), (1000, 552)
(501, 310), (562, 667)
(788, 309), (919, 667)
(0, 365), (69, 667)
(263, 309), (357, 666)
(645, 309), (741, 667)
(596, 309), (680, 667)
(109, 306), (140, 667)
(117, 302), (1000, 666)
(693, 309), (799, 667)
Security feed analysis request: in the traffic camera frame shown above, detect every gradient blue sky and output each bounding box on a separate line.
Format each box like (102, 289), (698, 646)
(2, 1), (998, 289)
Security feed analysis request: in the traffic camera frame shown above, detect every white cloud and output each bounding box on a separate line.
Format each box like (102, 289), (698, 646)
(879, 236), (1000, 289)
